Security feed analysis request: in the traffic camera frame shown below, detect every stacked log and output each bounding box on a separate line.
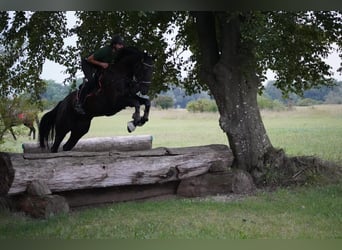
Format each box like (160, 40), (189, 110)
(22, 135), (153, 153)
(0, 142), (257, 218)
(6, 144), (233, 195)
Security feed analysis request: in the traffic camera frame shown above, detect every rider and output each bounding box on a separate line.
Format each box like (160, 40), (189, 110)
(75, 34), (125, 114)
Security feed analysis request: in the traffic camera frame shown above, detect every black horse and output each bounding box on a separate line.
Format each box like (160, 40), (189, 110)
(39, 47), (154, 153)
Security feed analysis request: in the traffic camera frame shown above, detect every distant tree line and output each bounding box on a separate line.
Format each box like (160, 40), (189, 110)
(40, 79), (82, 109)
(155, 85), (213, 109)
(263, 80), (342, 106)
(40, 79), (342, 112)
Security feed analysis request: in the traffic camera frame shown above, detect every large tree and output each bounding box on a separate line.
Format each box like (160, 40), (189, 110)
(1, 11), (341, 184)
(0, 11), (67, 99)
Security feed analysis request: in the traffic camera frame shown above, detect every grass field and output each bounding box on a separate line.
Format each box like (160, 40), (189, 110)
(2, 104), (342, 163)
(0, 105), (341, 239)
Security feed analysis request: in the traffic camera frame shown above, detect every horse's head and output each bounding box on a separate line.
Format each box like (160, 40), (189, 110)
(115, 47), (154, 96)
(133, 52), (154, 95)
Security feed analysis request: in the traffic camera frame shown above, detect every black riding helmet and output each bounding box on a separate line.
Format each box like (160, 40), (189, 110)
(110, 34), (124, 46)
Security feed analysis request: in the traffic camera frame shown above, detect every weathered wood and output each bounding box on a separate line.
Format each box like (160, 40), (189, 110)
(26, 180), (52, 196)
(22, 135), (153, 153)
(177, 172), (234, 197)
(16, 195), (69, 219)
(177, 169), (256, 197)
(5, 144), (233, 195)
(60, 181), (179, 208)
(0, 152), (14, 195)
(231, 169), (256, 194)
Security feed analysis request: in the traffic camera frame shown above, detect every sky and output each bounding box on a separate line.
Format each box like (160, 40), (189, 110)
(40, 45), (342, 84)
(40, 12), (342, 84)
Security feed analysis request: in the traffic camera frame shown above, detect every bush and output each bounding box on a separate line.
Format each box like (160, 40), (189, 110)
(154, 95), (174, 109)
(257, 95), (285, 111)
(186, 99), (218, 112)
(296, 98), (321, 106)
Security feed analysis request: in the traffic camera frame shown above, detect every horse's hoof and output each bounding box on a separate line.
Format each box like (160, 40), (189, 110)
(127, 121), (136, 133)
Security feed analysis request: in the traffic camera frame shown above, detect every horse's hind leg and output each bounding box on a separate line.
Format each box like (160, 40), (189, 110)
(51, 129), (69, 153)
(63, 120), (91, 151)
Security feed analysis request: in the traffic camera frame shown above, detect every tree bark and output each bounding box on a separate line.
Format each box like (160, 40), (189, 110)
(214, 65), (272, 173)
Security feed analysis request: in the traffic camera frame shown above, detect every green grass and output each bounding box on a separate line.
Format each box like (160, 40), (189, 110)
(2, 105), (341, 164)
(263, 105), (342, 163)
(1, 184), (341, 239)
(1, 104), (342, 239)
(86, 108), (227, 148)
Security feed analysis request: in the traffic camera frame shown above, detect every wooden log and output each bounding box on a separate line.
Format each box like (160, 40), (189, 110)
(3, 144), (233, 195)
(26, 180), (52, 196)
(177, 172), (234, 197)
(0, 152), (14, 195)
(11, 179), (69, 218)
(60, 181), (179, 208)
(16, 195), (69, 219)
(177, 169), (256, 197)
(22, 135), (153, 153)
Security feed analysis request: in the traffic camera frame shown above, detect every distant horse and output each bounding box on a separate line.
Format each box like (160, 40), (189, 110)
(39, 47), (154, 153)
(0, 110), (40, 140)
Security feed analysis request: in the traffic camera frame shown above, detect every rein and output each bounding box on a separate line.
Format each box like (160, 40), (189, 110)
(142, 62), (153, 68)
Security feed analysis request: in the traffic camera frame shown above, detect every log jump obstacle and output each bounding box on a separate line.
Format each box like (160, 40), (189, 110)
(0, 135), (255, 218)
(22, 134), (153, 153)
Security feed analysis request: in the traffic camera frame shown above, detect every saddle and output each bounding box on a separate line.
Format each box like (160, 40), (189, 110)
(77, 74), (103, 101)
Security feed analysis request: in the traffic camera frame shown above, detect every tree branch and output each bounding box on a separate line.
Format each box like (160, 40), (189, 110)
(191, 11), (219, 73)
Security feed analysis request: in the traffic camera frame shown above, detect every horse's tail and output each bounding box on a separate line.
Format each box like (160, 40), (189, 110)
(39, 102), (61, 149)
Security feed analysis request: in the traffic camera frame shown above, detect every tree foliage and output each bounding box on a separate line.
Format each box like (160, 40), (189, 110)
(0, 11), (68, 100)
(253, 12), (342, 94)
(39, 80), (72, 108)
(1, 11), (341, 99)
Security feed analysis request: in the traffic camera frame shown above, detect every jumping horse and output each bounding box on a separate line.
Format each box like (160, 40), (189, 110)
(39, 47), (154, 153)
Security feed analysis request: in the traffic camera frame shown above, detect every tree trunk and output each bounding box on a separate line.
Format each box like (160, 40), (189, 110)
(214, 66), (272, 173)
(193, 12), (274, 175)
(192, 12), (342, 187)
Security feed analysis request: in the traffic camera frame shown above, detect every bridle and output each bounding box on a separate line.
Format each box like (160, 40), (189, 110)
(134, 58), (153, 84)
(106, 50), (153, 98)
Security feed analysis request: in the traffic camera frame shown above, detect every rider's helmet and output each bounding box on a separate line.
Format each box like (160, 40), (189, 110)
(110, 34), (124, 46)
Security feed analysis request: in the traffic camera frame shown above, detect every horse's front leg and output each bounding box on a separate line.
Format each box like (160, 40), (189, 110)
(127, 99), (141, 133)
(132, 104), (141, 125)
(139, 99), (151, 126)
